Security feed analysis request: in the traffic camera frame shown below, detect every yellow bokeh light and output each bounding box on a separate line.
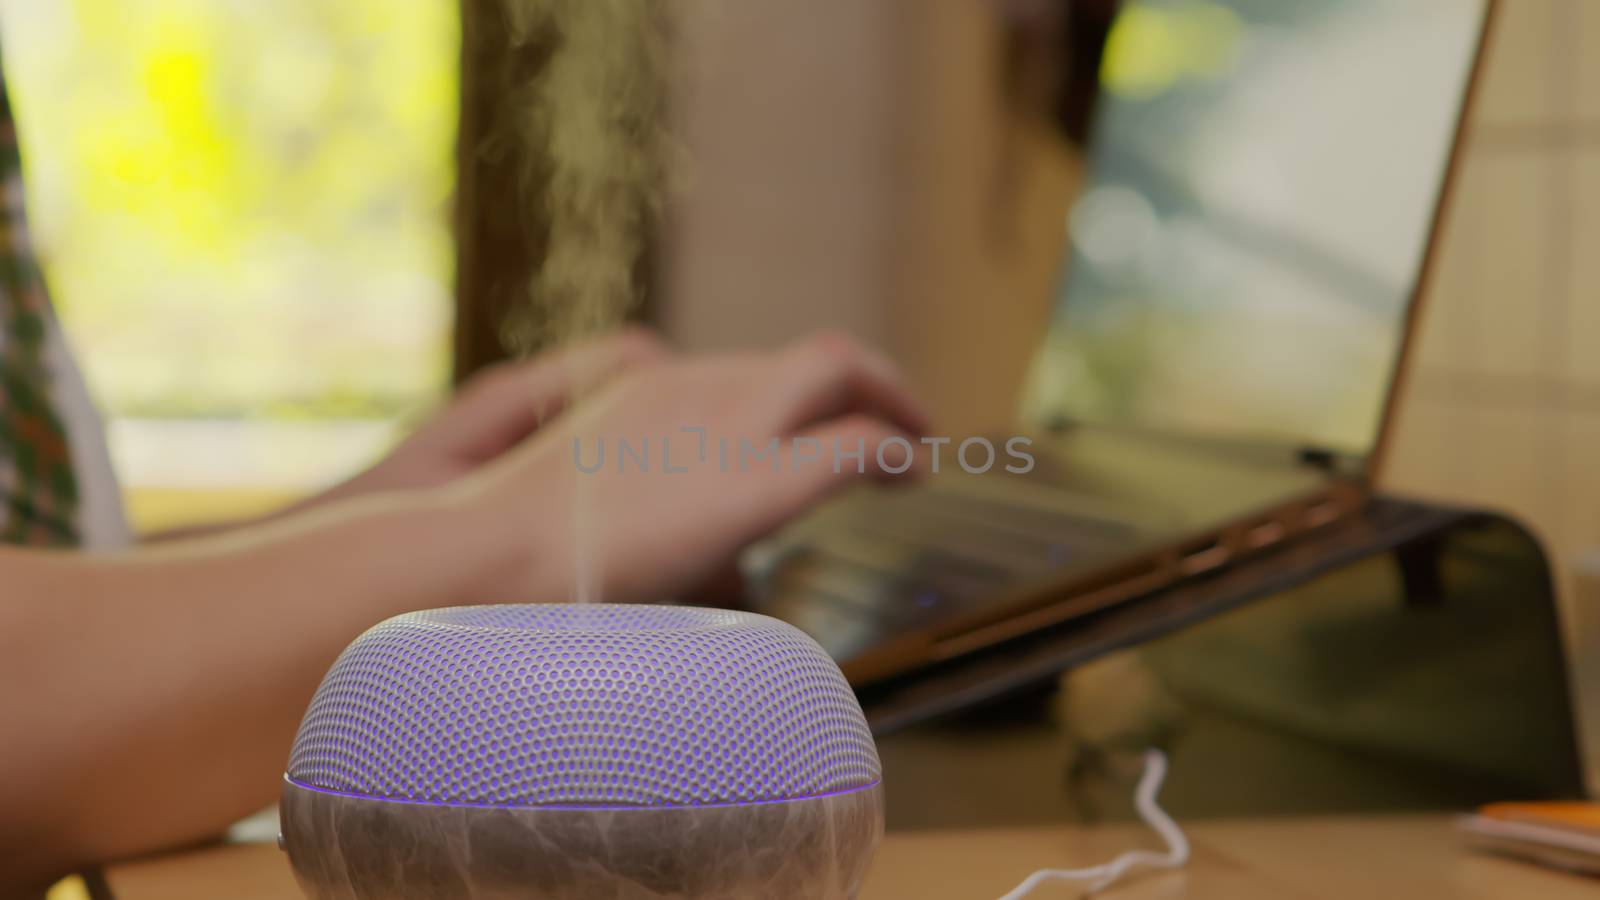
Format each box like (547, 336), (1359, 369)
(1102, 1), (1244, 100)
(3, 0), (459, 431)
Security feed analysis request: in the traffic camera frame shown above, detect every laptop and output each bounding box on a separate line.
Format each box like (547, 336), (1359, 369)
(742, 0), (1498, 685)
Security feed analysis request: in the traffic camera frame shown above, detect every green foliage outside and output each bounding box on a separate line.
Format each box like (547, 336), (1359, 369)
(1, 0), (459, 421)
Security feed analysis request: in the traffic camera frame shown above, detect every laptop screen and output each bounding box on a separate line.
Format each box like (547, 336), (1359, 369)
(1022, 0), (1488, 457)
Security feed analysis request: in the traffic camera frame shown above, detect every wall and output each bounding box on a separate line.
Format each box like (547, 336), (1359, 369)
(1383, 0), (1600, 609)
(659, 0), (905, 352)
(659, 0), (1080, 436)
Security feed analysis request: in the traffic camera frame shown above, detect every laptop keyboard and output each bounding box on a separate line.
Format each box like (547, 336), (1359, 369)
(745, 481), (1155, 658)
(822, 481), (1144, 572)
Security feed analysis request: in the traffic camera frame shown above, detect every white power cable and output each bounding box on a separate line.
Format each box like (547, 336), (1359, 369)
(996, 749), (1190, 899)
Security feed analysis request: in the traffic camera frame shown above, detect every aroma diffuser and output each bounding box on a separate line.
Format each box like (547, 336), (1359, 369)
(280, 604), (884, 899)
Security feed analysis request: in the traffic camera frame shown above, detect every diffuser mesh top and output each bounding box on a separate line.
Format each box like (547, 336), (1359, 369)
(287, 605), (880, 808)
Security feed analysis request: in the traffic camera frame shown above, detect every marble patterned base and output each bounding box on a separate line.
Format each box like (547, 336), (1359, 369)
(280, 780), (884, 899)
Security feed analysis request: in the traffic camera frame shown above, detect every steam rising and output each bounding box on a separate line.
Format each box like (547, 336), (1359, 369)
(495, 0), (677, 355)
(491, 0), (682, 602)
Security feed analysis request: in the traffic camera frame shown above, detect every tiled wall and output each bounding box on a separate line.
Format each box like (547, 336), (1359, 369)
(1384, 0), (1600, 612)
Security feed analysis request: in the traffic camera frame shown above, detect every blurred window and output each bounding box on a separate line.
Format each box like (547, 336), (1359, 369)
(0, 0), (458, 529)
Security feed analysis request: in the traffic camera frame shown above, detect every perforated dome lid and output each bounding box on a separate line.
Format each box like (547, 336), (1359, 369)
(286, 604), (881, 808)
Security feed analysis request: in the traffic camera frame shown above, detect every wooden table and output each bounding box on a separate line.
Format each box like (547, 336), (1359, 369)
(100, 814), (1595, 899)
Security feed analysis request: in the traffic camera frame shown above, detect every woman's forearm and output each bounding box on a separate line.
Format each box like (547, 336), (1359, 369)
(0, 489), (529, 889)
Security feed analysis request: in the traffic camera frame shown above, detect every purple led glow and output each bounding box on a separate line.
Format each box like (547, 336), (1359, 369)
(287, 604), (881, 808)
(284, 774), (882, 812)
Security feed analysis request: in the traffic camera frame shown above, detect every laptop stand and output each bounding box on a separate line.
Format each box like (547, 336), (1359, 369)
(857, 494), (1586, 803)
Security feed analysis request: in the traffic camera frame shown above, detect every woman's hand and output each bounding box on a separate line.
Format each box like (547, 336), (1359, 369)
(324, 327), (670, 501)
(449, 332), (931, 606)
